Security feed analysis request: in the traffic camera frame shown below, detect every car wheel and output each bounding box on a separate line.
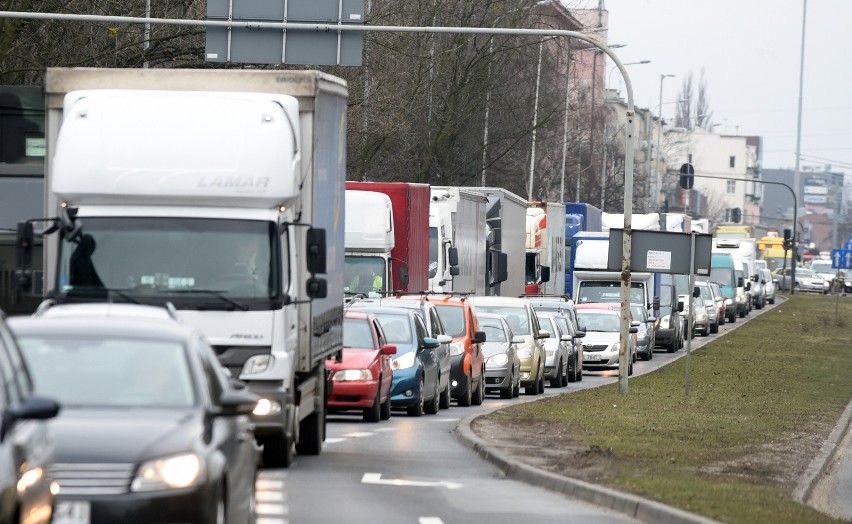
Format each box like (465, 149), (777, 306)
(211, 482), (226, 524)
(456, 373), (472, 407)
(439, 382), (451, 410)
(769, 297), (775, 304)
(500, 373), (514, 399)
(537, 364), (546, 394)
(363, 387), (381, 423)
(667, 337), (677, 353)
(567, 354), (577, 383)
(260, 431), (294, 469)
(425, 389), (440, 415)
(550, 359), (563, 388)
(710, 321), (719, 334)
(627, 357), (634, 376)
(380, 391), (391, 420)
(512, 372), (521, 396)
(647, 347), (653, 361)
(407, 377), (425, 417)
(471, 370), (485, 406)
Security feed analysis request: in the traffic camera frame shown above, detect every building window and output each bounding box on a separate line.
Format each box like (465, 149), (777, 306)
(729, 156), (736, 168)
(727, 180), (736, 194)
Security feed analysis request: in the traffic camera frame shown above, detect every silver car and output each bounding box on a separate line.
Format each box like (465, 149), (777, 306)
(536, 312), (572, 388)
(476, 313), (521, 399)
(759, 268), (776, 304)
(776, 268), (825, 293)
(691, 294), (712, 337)
(694, 280), (720, 334)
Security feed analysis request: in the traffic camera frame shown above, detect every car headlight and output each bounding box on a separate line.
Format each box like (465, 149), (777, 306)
(242, 354), (273, 375)
(392, 352), (416, 370)
(611, 343), (620, 353)
(660, 315), (670, 328)
(735, 296), (743, 303)
(697, 313), (707, 321)
(725, 298), (733, 306)
(824, 281), (830, 288)
(488, 353), (509, 365)
(845, 280), (851, 287)
(449, 342), (465, 356)
(705, 305), (715, 312)
(131, 453), (204, 492)
(518, 348), (532, 359)
(333, 369), (373, 381)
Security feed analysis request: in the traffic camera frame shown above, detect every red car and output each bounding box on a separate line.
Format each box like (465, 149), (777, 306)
(327, 311), (396, 422)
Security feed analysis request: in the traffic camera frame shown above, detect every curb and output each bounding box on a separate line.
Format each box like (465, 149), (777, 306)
(794, 397), (852, 504)
(454, 408), (722, 524)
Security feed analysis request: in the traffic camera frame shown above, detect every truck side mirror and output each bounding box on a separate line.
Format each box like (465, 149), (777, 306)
(677, 300), (684, 312)
(652, 296), (660, 310)
(16, 221), (34, 269)
(540, 266), (551, 283)
(449, 266), (460, 276)
(745, 282), (752, 291)
(306, 228), (327, 274)
(448, 246), (459, 267)
(737, 277), (745, 287)
(497, 252), (508, 283)
(398, 265), (409, 287)
(306, 277), (327, 298)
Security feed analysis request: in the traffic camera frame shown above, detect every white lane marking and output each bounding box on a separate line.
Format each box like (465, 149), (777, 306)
(256, 519), (287, 524)
(419, 518), (444, 524)
(324, 437), (346, 444)
(431, 418), (460, 422)
(256, 479), (285, 491)
(256, 503), (288, 515)
(256, 491), (285, 502)
(373, 427), (397, 432)
(361, 472), (463, 490)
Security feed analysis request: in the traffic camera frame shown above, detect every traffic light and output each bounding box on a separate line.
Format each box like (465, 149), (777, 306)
(679, 163), (695, 189)
(783, 228), (792, 250)
(730, 207), (742, 223)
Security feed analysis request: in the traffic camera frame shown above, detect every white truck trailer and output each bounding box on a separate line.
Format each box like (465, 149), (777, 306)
(525, 202), (566, 295)
(463, 187), (526, 297)
(16, 68), (347, 467)
(429, 187), (487, 295)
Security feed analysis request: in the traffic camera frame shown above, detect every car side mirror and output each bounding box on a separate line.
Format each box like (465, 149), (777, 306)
(538, 329), (550, 339)
(421, 337), (440, 350)
(760, 279), (766, 284)
(1, 396), (60, 441)
(630, 321), (640, 328)
(216, 390), (260, 417)
(436, 334), (452, 344)
(381, 343), (397, 356)
(472, 331), (487, 344)
(629, 327), (639, 334)
(647, 316), (657, 323)
(692, 287), (700, 298)
(573, 331), (586, 339)
(560, 334), (572, 342)
(511, 335), (525, 344)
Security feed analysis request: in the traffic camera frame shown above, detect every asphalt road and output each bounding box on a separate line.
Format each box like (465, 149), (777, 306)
(252, 298), (829, 524)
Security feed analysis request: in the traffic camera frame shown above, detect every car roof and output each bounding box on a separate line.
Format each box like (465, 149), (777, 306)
(8, 302), (196, 342)
(575, 304), (620, 313)
(346, 305), (418, 318)
(468, 296), (528, 306)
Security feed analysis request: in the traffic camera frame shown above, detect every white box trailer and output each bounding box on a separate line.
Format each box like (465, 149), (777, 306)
(525, 202), (566, 296)
(26, 68), (348, 467)
(429, 187), (487, 295)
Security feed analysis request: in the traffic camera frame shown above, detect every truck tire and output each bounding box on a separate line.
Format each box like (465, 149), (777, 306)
(261, 433), (294, 469)
(296, 378), (325, 456)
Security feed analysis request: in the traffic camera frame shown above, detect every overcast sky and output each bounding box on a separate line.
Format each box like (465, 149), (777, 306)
(577, 0), (852, 175)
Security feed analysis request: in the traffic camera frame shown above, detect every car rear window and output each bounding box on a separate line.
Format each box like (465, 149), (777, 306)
(343, 318), (376, 349)
(434, 305), (466, 338)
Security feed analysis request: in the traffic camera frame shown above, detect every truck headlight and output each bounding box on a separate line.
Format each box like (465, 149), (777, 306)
(131, 453), (204, 492)
(392, 352), (416, 370)
(735, 296), (743, 303)
(449, 342), (465, 356)
(253, 398), (282, 416)
(243, 355), (273, 375)
(333, 369), (373, 381)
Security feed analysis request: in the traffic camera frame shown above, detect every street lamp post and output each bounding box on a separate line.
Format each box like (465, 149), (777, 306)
(653, 74), (675, 212)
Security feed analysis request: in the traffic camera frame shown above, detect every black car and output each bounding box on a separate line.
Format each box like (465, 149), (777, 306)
(9, 303), (259, 524)
(0, 309), (60, 524)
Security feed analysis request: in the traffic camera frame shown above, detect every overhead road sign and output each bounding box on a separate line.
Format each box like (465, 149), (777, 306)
(831, 249), (852, 270)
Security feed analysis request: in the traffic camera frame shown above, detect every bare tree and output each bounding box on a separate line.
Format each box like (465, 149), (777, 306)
(675, 68), (714, 131)
(695, 68), (714, 130)
(674, 71), (694, 129)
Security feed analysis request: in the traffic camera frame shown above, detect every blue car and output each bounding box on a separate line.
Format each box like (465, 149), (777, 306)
(356, 306), (441, 417)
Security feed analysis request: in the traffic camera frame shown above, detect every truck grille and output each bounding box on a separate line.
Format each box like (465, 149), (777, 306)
(53, 463), (134, 496)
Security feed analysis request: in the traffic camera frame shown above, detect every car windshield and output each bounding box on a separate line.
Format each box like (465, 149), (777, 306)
(17, 335), (195, 408)
(577, 311), (620, 332)
(343, 318), (377, 349)
(797, 269), (816, 278)
(472, 305), (529, 335)
(537, 316), (556, 336)
(373, 313), (413, 346)
(478, 318), (507, 343)
(434, 305), (466, 337)
(810, 262), (833, 273)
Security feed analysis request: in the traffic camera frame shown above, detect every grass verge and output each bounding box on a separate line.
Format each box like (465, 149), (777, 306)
(484, 295), (852, 523)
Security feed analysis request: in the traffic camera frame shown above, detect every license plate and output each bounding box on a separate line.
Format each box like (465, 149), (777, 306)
(585, 354), (601, 361)
(54, 501), (91, 524)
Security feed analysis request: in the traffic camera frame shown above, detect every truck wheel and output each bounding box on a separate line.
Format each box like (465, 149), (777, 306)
(363, 388), (381, 423)
(296, 387), (324, 456)
(456, 374), (472, 407)
(261, 433), (294, 469)
(471, 371), (485, 406)
(439, 382), (451, 410)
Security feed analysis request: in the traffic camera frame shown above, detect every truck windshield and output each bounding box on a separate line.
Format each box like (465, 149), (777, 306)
(765, 257), (791, 272)
(57, 217), (281, 308)
(709, 267), (733, 287)
(344, 256), (386, 294)
(577, 281), (644, 305)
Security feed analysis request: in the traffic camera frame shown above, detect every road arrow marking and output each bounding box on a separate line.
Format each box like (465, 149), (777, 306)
(361, 472), (463, 490)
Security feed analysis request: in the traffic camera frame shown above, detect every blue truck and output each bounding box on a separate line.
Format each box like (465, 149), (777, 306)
(564, 202), (602, 296)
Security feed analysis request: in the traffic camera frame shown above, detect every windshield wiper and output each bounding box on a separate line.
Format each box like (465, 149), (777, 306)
(170, 289), (250, 311)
